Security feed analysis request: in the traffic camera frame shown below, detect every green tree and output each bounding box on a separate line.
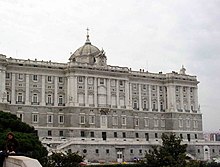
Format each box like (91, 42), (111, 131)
(144, 133), (188, 167)
(0, 111), (48, 163)
(42, 151), (84, 167)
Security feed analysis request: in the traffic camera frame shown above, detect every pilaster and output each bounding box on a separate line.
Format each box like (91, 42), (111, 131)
(41, 75), (46, 106)
(25, 74), (30, 105)
(138, 84), (142, 111)
(11, 73), (15, 104)
(54, 76), (58, 106)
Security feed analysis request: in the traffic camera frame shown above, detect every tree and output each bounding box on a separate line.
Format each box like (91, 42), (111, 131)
(42, 151), (84, 167)
(144, 133), (188, 167)
(0, 111), (48, 163)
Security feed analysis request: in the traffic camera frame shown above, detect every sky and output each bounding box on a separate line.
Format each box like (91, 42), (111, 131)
(0, 0), (219, 131)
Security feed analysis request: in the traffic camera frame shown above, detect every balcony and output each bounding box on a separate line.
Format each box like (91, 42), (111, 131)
(58, 103), (65, 106)
(31, 102), (40, 105)
(46, 103), (54, 106)
(16, 101), (25, 104)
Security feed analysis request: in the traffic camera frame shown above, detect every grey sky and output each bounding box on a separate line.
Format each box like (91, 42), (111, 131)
(0, 0), (219, 131)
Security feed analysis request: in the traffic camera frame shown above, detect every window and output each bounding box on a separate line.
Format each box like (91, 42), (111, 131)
(152, 101), (156, 110)
(143, 84), (146, 90)
(6, 73), (10, 79)
(133, 84), (137, 90)
(83, 149), (87, 153)
(58, 96), (63, 104)
(18, 74), (23, 80)
(114, 132), (117, 138)
(193, 120), (198, 128)
(139, 150), (142, 154)
(186, 119), (190, 127)
(59, 115), (64, 124)
(154, 118), (159, 127)
(135, 117), (139, 126)
(48, 76), (52, 82)
(144, 118), (149, 127)
(32, 94), (38, 103)
(47, 115), (53, 123)
(143, 100), (147, 109)
(47, 94), (52, 104)
(78, 76), (83, 83)
(106, 149), (109, 154)
(161, 119), (165, 127)
(198, 149), (200, 153)
(90, 132), (95, 138)
(59, 77), (63, 83)
(113, 116), (118, 125)
(59, 130), (63, 136)
(195, 134), (198, 139)
(95, 149), (99, 154)
(32, 114), (38, 123)
(33, 75), (38, 81)
(180, 134), (183, 139)
(152, 85), (155, 90)
(155, 133), (158, 138)
(122, 116), (126, 125)
(89, 115), (95, 124)
(135, 133), (139, 138)
(17, 113), (23, 122)
(179, 119), (183, 127)
(119, 80), (123, 86)
(81, 131), (85, 137)
(145, 133), (149, 141)
(100, 78), (104, 84)
(7, 92), (10, 102)
(48, 130), (52, 136)
(130, 149), (133, 154)
(122, 132), (126, 138)
(80, 115), (85, 124)
(159, 86), (163, 91)
(133, 100), (138, 109)
(17, 93), (23, 102)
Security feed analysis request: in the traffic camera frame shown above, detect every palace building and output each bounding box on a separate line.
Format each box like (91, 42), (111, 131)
(0, 32), (219, 162)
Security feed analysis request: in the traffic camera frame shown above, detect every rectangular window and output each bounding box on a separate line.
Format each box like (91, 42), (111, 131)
(119, 80), (123, 86)
(95, 149), (99, 154)
(89, 115), (95, 124)
(135, 133), (139, 138)
(48, 76), (52, 82)
(80, 115), (85, 124)
(144, 118), (149, 127)
(106, 149), (109, 154)
(186, 119), (190, 127)
(179, 119), (183, 127)
(78, 76), (83, 83)
(32, 114), (38, 123)
(122, 116), (126, 125)
(154, 119), (159, 127)
(122, 132), (126, 138)
(59, 115), (64, 124)
(113, 116), (118, 125)
(18, 74), (24, 80)
(195, 134), (198, 139)
(47, 115), (53, 123)
(17, 93), (23, 102)
(81, 131), (85, 137)
(58, 96), (63, 105)
(90, 132), (94, 138)
(59, 131), (64, 136)
(47, 95), (52, 104)
(59, 77), (63, 83)
(114, 132), (117, 138)
(33, 94), (38, 103)
(145, 133), (149, 141)
(100, 78), (104, 84)
(48, 130), (52, 136)
(6, 73), (10, 79)
(130, 149), (133, 154)
(180, 134), (183, 139)
(33, 75), (38, 81)
(161, 120), (165, 127)
(135, 118), (139, 126)
(155, 133), (158, 138)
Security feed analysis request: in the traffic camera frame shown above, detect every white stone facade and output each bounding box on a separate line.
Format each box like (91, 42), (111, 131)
(0, 34), (218, 162)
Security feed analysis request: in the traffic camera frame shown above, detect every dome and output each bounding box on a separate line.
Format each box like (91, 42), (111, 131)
(69, 34), (101, 62)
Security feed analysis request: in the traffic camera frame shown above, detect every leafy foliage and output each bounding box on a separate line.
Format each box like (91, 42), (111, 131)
(0, 111), (48, 163)
(42, 151), (84, 167)
(144, 133), (188, 167)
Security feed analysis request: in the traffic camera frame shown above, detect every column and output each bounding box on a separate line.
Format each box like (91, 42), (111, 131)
(94, 77), (97, 107)
(85, 76), (88, 106)
(11, 73), (16, 104)
(157, 85), (160, 112)
(187, 87), (191, 112)
(116, 80), (119, 108)
(41, 75), (45, 106)
(129, 83), (132, 109)
(74, 76), (78, 106)
(125, 80), (129, 109)
(180, 86), (184, 111)
(54, 76), (58, 106)
(163, 86), (167, 111)
(68, 76), (74, 106)
(25, 74), (30, 105)
(194, 87), (199, 112)
(167, 84), (176, 112)
(0, 68), (6, 103)
(107, 78), (111, 107)
(148, 85), (152, 111)
(138, 84), (142, 111)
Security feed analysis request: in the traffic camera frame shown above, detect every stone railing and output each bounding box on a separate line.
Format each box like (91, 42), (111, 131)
(3, 156), (42, 167)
